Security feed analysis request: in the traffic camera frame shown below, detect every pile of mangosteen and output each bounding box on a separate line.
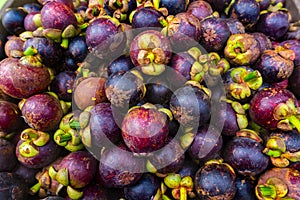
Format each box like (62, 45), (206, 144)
(0, 0), (300, 199)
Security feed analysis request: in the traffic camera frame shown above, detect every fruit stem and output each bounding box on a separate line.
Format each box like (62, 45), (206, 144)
(30, 182), (41, 194)
(288, 115), (300, 132)
(180, 187), (187, 200)
(243, 71), (261, 82)
(23, 46), (38, 56)
(56, 133), (72, 144)
(70, 120), (81, 130)
(258, 185), (277, 199)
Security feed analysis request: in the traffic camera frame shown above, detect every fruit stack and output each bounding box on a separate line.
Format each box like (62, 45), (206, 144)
(0, 0), (299, 199)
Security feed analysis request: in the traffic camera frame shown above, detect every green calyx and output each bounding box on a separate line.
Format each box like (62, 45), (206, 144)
(56, 168), (69, 186)
(79, 126), (92, 147)
(273, 99), (300, 132)
(19, 54), (43, 67)
(257, 177), (289, 200)
(20, 128), (50, 146)
(67, 186), (83, 200)
(164, 174), (181, 189)
(19, 141), (39, 157)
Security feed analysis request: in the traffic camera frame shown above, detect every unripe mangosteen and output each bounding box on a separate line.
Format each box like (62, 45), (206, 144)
(222, 129), (269, 176)
(124, 173), (160, 200)
(19, 93), (64, 131)
(187, 0), (213, 21)
(16, 128), (61, 169)
(105, 70), (145, 108)
(188, 125), (223, 162)
(130, 30), (172, 76)
(98, 144), (145, 188)
(224, 33), (261, 66)
(0, 172), (28, 200)
(228, 0), (260, 30)
(1, 8), (27, 35)
(0, 139), (18, 172)
(0, 56), (51, 99)
(255, 168), (300, 200)
(121, 105), (169, 154)
(74, 77), (107, 110)
(194, 160), (236, 199)
(199, 17), (230, 52)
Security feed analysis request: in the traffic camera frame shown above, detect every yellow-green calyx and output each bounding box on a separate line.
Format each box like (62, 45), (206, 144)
(256, 177), (291, 200)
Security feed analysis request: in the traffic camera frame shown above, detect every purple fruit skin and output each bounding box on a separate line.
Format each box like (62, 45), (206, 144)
(200, 17), (230, 52)
(0, 139), (18, 171)
(289, 66), (300, 98)
(124, 173), (160, 200)
(4, 36), (24, 58)
(219, 103), (240, 137)
(21, 94), (64, 131)
(24, 37), (63, 68)
(122, 107), (169, 153)
(252, 32), (272, 53)
(258, 0), (271, 10)
(41, 2), (77, 30)
(0, 58), (51, 99)
(22, 3), (42, 13)
(149, 138), (185, 174)
(279, 40), (300, 66)
(228, 0), (260, 29)
(195, 162), (236, 199)
(256, 11), (290, 40)
(170, 52), (194, 81)
(24, 12), (40, 31)
(0, 100), (23, 132)
(107, 55), (135, 76)
(132, 8), (163, 29)
(81, 184), (108, 200)
(269, 130), (300, 153)
(224, 18), (246, 35)
(40, 0), (74, 9)
(255, 50), (294, 83)
(50, 71), (76, 102)
(189, 125), (223, 161)
(14, 164), (40, 186)
(223, 137), (269, 176)
(249, 88), (298, 130)
(59, 151), (98, 188)
(98, 144), (144, 188)
(168, 12), (201, 51)
(1, 8), (27, 35)
(16, 138), (61, 169)
(89, 102), (122, 147)
(187, 0), (213, 21)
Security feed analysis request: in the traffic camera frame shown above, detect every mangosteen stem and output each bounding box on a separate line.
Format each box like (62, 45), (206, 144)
(243, 71), (261, 82)
(56, 133), (72, 144)
(180, 187), (187, 200)
(258, 185), (277, 199)
(69, 120), (81, 130)
(23, 46), (38, 56)
(288, 115), (300, 132)
(30, 182), (41, 194)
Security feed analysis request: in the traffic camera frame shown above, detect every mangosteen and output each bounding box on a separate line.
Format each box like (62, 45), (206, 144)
(124, 173), (160, 200)
(234, 176), (256, 200)
(194, 160), (236, 199)
(227, 0), (260, 30)
(222, 129), (269, 176)
(187, 0), (213, 21)
(50, 71), (76, 102)
(121, 104), (169, 154)
(0, 172), (28, 200)
(255, 168), (300, 200)
(131, 6), (164, 29)
(1, 8), (27, 35)
(19, 93), (64, 131)
(14, 164), (40, 186)
(130, 29), (172, 75)
(98, 144), (145, 188)
(22, 3), (43, 13)
(4, 36), (24, 58)
(16, 128), (61, 169)
(67, 36), (88, 64)
(251, 32), (273, 53)
(0, 100), (23, 136)
(80, 183), (109, 200)
(223, 18), (246, 35)
(263, 130), (300, 168)
(254, 47), (295, 83)
(24, 12), (42, 31)
(74, 77), (107, 110)
(0, 139), (18, 172)
(106, 0), (137, 22)
(199, 17), (230, 52)
(0, 56), (51, 99)
(107, 55), (135, 76)
(279, 39), (300, 66)
(224, 33), (261, 66)
(289, 66), (300, 98)
(105, 70), (145, 108)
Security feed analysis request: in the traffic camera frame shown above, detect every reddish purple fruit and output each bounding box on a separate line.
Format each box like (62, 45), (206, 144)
(0, 57), (51, 99)
(0, 139), (18, 172)
(121, 106), (169, 154)
(249, 87), (300, 132)
(289, 66), (300, 98)
(187, 0), (213, 21)
(0, 100), (23, 134)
